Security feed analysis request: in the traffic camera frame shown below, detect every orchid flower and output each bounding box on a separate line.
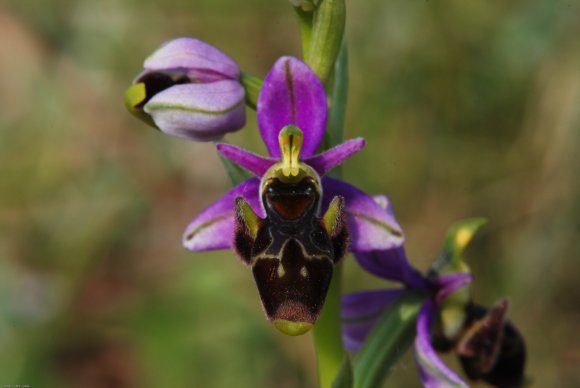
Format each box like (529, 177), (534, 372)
(342, 215), (526, 387)
(182, 56), (404, 335)
(124, 37), (246, 141)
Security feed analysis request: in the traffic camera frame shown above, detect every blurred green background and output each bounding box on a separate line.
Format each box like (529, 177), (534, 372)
(1, 0), (579, 386)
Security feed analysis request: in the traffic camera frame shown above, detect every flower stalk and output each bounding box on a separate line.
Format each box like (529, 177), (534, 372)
(307, 0), (346, 83)
(312, 36), (349, 388)
(294, 7), (314, 58)
(313, 264), (344, 388)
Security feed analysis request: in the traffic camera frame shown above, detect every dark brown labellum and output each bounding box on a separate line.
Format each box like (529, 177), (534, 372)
(234, 176), (348, 332)
(458, 300), (526, 387)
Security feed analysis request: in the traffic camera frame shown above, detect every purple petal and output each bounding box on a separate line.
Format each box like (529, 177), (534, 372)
(342, 289), (407, 321)
(257, 56), (327, 158)
(215, 143), (276, 176)
(182, 178), (263, 251)
(304, 138), (366, 176)
(143, 37), (240, 82)
(414, 300), (469, 387)
(341, 289), (407, 352)
(144, 80), (245, 142)
(372, 195), (395, 215)
(343, 318), (381, 353)
(355, 247), (428, 290)
(432, 273), (473, 305)
(322, 178), (404, 252)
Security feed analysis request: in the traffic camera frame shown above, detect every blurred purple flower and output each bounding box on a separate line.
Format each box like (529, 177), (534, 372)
(342, 216), (526, 387)
(125, 37), (246, 141)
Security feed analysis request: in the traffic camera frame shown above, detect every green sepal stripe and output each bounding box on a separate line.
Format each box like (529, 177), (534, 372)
(145, 97), (245, 116)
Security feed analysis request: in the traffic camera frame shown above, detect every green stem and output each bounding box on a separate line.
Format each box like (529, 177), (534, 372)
(307, 0), (346, 84)
(324, 39), (348, 156)
(312, 36), (349, 388)
(313, 263), (345, 388)
(294, 7), (314, 59)
(353, 292), (425, 388)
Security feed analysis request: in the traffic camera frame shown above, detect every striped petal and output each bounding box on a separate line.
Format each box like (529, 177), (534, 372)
(215, 143), (276, 176)
(341, 289), (407, 352)
(304, 138), (366, 176)
(414, 300), (469, 388)
(143, 37), (240, 82)
(322, 178), (404, 252)
(144, 80), (245, 141)
(183, 178), (262, 251)
(258, 56), (327, 158)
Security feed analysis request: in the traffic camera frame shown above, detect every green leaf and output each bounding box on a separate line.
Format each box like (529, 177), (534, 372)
(332, 354), (354, 388)
(217, 153), (253, 185)
(239, 73), (263, 110)
(353, 291), (424, 388)
(327, 40), (348, 147)
(324, 40), (348, 178)
(431, 217), (487, 274)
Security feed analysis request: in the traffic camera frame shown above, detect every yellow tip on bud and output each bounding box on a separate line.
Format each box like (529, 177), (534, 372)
(279, 125), (304, 177)
(454, 227), (474, 252)
(124, 83), (157, 128)
(124, 83), (147, 111)
(273, 319), (313, 336)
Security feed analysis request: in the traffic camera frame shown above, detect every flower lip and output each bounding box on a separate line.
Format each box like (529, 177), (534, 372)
(262, 176), (319, 221)
(274, 319), (313, 336)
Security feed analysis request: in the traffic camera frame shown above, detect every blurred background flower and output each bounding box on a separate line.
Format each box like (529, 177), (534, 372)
(0, 0), (578, 386)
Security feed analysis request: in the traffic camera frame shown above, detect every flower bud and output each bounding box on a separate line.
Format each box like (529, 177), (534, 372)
(288, 0), (316, 12)
(430, 218), (486, 342)
(125, 38), (246, 141)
